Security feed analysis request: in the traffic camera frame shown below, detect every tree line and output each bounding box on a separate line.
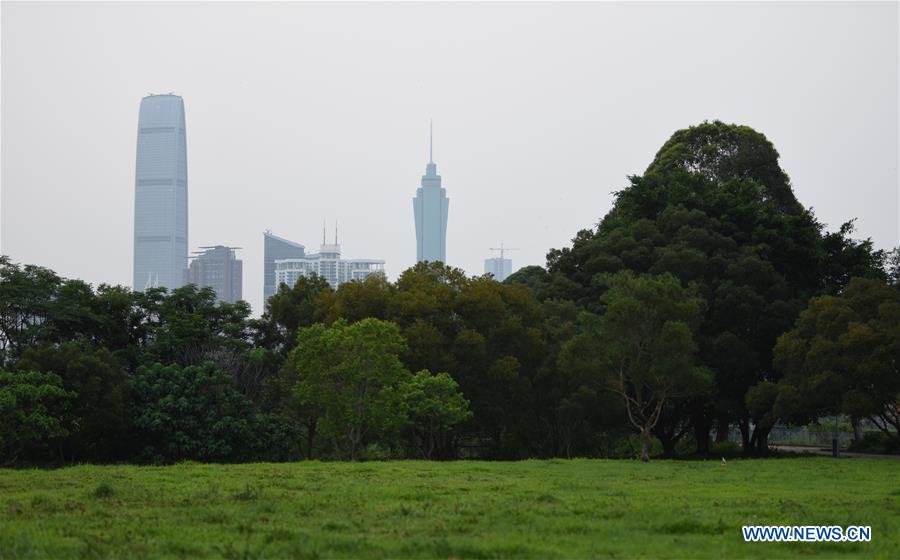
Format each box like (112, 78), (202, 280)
(2, 121), (897, 464)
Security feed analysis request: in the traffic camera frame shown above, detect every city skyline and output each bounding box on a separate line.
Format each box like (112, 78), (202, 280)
(2, 2), (897, 316)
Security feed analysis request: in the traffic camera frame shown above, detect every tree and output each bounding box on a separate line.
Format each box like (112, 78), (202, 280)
(291, 318), (411, 460)
(15, 342), (128, 462)
(130, 362), (258, 463)
(259, 274), (333, 353)
(563, 272), (710, 461)
(545, 122), (825, 455)
(773, 277), (900, 441)
(0, 257), (62, 365)
(820, 220), (887, 294)
(0, 369), (73, 464)
(314, 262), (548, 459)
(399, 370), (472, 459)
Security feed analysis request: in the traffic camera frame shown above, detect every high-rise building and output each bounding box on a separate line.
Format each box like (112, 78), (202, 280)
(484, 257), (513, 282)
(274, 228), (384, 290)
(185, 246), (243, 303)
(263, 230), (306, 304)
(133, 94), (188, 291)
(413, 124), (449, 263)
(485, 243), (517, 282)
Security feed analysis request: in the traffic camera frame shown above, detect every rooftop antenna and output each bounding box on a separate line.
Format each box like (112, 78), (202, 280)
(334, 221), (338, 245)
(323, 220), (326, 245)
(429, 119), (433, 163)
(489, 242), (520, 260)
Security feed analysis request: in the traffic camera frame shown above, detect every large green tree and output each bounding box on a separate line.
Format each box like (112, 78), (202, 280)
(291, 318), (412, 460)
(561, 272), (710, 461)
(541, 121), (828, 454)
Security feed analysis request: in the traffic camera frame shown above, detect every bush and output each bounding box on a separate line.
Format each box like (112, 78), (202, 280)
(847, 432), (899, 455)
(710, 440), (742, 458)
(610, 433), (663, 460)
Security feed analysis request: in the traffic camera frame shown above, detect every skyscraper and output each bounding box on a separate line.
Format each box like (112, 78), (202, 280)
(263, 230), (306, 303)
(484, 257), (513, 282)
(133, 94), (188, 291)
(185, 245), (243, 303)
(413, 123), (449, 263)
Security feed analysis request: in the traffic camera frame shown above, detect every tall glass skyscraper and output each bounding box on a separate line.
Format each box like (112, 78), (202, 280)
(413, 126), (449, 263)
(133, 94), (188, 291)
(263, 230), (306, 303)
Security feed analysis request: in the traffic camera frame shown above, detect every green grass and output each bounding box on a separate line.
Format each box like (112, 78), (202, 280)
(1, 458), (898, 558)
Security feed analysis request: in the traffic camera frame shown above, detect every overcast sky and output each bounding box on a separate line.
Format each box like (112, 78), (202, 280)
(2, 1), (898, 315)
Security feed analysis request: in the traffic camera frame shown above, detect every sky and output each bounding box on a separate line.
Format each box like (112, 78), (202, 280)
(2, 1), (898, 315)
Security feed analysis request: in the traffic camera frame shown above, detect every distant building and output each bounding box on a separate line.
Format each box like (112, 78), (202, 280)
(133, 94), (188, 291)
(484, 257), (513, 282)
(274, 232), (384, 290)
(263, 230), (306, 304)
(413, 123), (449, 263)
(185, 246), (243, 303)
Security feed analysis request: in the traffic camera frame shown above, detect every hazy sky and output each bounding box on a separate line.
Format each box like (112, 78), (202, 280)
(2, 1), (898, 315)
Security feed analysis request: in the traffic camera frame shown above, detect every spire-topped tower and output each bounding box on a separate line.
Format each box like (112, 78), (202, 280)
(413, 121), (449, 263)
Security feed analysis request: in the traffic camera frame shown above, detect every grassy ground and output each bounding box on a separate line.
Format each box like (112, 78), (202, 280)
(1, 458), (897, 559)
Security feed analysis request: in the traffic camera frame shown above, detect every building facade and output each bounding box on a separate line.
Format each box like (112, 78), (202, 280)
(274, 240), (384, 290)
(484, 257), (513, 282)
(413, 129), (449, 263)
(263, 230), (306, 304)
(133, 94), (188, 291)
(185, 246), (243, 303)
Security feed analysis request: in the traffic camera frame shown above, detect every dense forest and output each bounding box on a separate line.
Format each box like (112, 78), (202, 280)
(2, 121), (898, 465)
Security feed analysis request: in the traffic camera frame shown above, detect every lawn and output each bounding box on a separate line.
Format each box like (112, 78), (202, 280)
(0, 458), (897, 558)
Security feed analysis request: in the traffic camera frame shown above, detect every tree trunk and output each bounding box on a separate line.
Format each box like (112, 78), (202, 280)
(715, 418), (730, 443)
(739, 417), (751, 454)
(305, 417), (317, 460)
(754, 426), (771, 456)
(658, 435), (676, 458)
(640, 428), (651, 462)
(693, 413), (710, 455)
(851, 417), (862, 443)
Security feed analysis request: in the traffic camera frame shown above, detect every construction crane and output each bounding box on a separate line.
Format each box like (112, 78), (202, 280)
(489, 242), (519, 260)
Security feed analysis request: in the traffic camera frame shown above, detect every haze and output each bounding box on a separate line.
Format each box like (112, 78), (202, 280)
(2, 1), (898, 315)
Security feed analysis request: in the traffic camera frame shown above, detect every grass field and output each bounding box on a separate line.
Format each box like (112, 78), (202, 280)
(1, 458), (898, 559)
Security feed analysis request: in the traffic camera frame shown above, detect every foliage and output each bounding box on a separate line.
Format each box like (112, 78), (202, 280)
(399, 370), (472, 459)
(773, 277), (900, 440)
(315, 263), (547, 458)
(541, 121), (866, 455)
(291, 318), (412, 460)
(15, 343), (128, 462)
(561, 272), (710, 461)
(0, 369), (73, 464)
(130, 362), (260, 463)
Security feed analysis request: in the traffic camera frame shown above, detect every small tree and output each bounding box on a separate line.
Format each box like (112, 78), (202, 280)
(400, 369), (472, 459)
(568, 272), (710, 461)
(291, 318), (411, 460)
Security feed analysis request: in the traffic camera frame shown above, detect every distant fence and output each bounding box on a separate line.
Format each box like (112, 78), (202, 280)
(728, 426), (859, 449)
